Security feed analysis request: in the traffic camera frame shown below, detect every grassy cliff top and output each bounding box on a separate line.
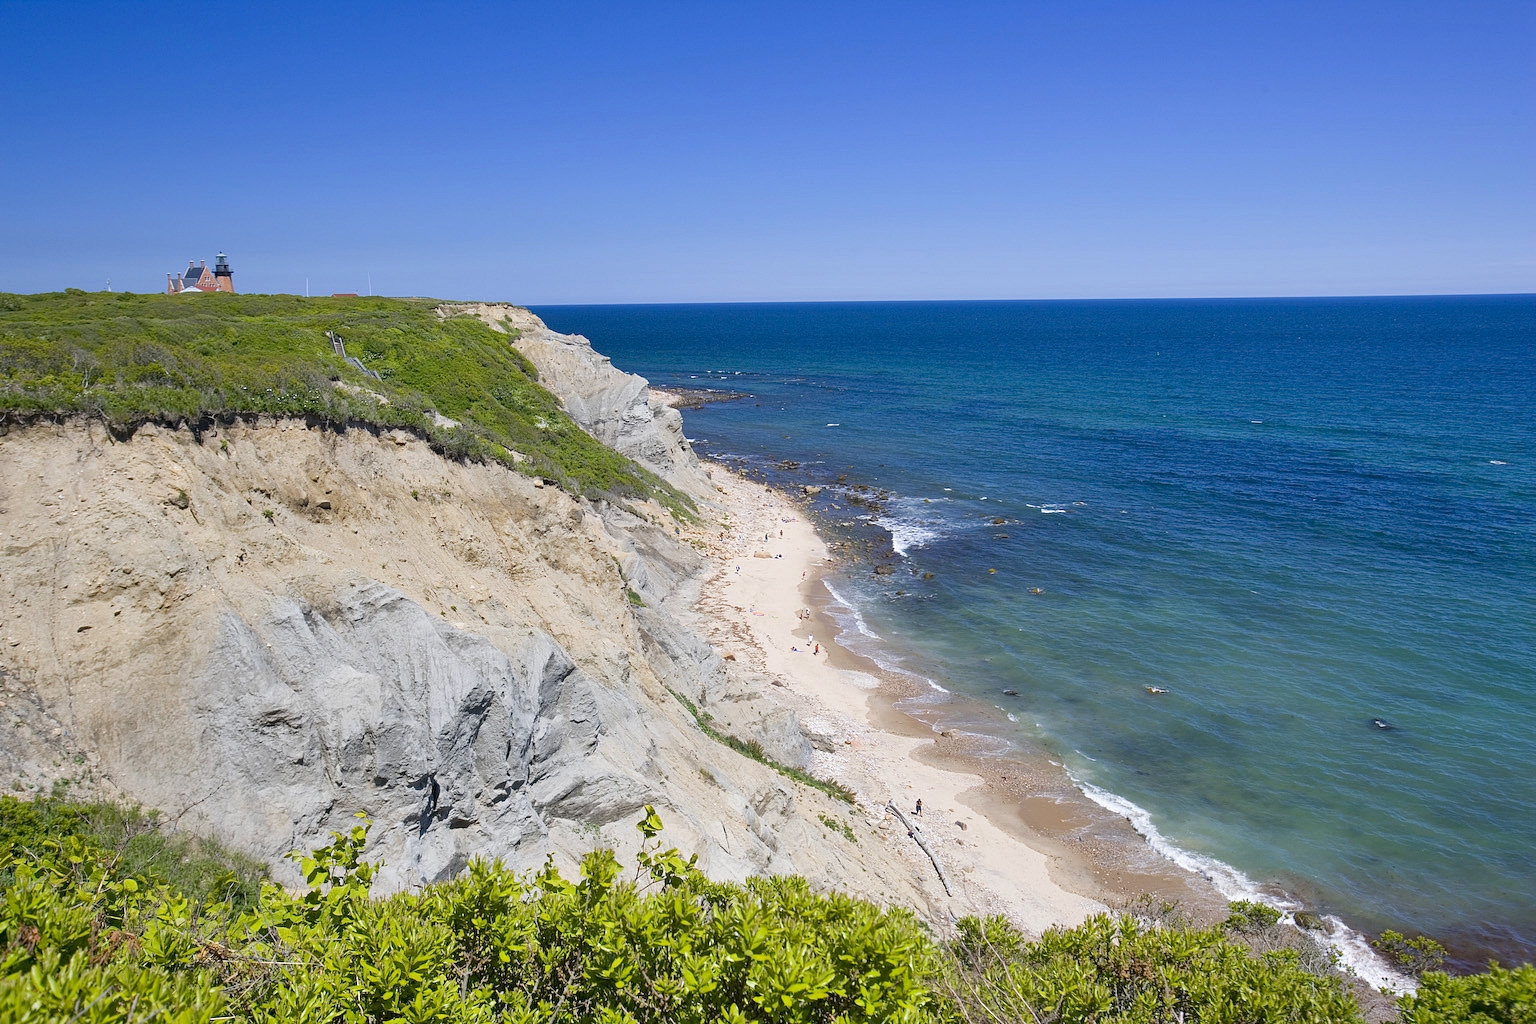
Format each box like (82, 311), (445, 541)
(0, 289), (691, 515)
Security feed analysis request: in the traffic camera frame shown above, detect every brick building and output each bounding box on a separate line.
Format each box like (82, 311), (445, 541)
(167, 253), (235, 294)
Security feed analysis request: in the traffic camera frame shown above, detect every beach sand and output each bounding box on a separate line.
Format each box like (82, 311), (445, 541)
(682, 464), (1227, 933)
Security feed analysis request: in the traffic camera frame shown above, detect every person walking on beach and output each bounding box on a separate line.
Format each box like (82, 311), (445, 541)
(913, 798), (922, 817)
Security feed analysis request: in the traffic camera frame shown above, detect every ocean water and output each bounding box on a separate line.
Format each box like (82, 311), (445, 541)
(534, 298), (1536, 970)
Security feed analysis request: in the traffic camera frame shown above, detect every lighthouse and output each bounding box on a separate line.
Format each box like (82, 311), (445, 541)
(213, 253), (235, 293)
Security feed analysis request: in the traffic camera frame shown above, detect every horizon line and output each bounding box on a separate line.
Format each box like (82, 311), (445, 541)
(10, 289), (1533, 305)
(520, 291), (1536, 307)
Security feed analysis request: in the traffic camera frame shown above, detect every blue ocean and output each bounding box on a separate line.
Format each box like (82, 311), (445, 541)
(534, 297), (1536, 969)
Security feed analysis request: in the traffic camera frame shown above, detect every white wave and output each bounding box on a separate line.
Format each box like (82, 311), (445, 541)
(888, 518), (941, 555)
(1323, 915), (1417, 994)
(1074, 779), (1415, 993)
(820, 579), (950, 694)
(883, 496), (954, 555)
(821, 579), (881, 640)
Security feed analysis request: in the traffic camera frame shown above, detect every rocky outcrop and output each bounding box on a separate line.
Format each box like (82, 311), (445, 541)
(189, 578), (660, 890)
(0, 419), (946, 915)
(437, 304), (717, 503)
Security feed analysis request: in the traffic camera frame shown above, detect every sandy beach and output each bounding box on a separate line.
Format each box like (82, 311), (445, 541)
(680, 460), (1228, 934)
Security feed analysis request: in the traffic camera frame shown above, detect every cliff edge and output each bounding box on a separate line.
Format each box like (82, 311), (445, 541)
(437, 304), (716, 503)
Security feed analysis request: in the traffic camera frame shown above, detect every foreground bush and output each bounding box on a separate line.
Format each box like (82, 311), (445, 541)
(0, 803), (936, 1023)
(938, 912), (1364, 1023)
(3, 796), (1529, 1022)
(1398, 963), (1536, 1024)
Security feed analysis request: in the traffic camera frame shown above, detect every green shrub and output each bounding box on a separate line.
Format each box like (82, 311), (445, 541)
(0, 795), (264, 909)
(939, 912), (1365, 1023)
(1398, 963), (1536, 1024)
(0, 291), (694, 517)
(818, 813), (856, 843)
(1373, 928), (1448, 978)
(3, 796), (1526, 1024)
(0, 802), (937, 1023)
(1224, 898), (1283, 933)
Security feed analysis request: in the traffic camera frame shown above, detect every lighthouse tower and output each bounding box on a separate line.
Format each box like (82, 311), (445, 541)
(213, 252), (235, 293)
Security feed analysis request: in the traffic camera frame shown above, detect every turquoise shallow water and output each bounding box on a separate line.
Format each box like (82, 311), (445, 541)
(534, 297), (1536, 969)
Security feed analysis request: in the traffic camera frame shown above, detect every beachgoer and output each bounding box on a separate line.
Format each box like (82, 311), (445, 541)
(814, 643), (820, 655)
(914, 799), (922, 816)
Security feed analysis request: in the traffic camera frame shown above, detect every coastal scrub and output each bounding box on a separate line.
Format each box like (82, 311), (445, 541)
(0, 290), (693, 515)
(4, 796), (1528, 1022)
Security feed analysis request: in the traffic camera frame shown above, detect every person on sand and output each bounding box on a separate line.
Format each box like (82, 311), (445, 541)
(913, 798), (923, 817)
(814, 643), (820, 655)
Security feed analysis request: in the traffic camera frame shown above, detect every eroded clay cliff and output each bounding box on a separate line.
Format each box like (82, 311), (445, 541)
(0, 415), (967, 923)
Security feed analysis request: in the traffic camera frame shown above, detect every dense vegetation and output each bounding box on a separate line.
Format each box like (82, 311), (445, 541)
(5, 797), (1528, 1023)
(0, 290), (692, 515)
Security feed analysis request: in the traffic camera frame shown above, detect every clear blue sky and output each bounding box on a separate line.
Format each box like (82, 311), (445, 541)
(2, 1), (1531, 301)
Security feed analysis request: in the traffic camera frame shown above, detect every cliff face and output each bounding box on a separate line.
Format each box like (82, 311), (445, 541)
(436, 304), (716, 503)
(0, 414), (953, 915)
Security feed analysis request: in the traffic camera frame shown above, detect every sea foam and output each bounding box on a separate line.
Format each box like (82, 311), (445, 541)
(1074, 779), (1414, 993)
(821, 579), (949, 695)
(883, 496), (951, 555)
